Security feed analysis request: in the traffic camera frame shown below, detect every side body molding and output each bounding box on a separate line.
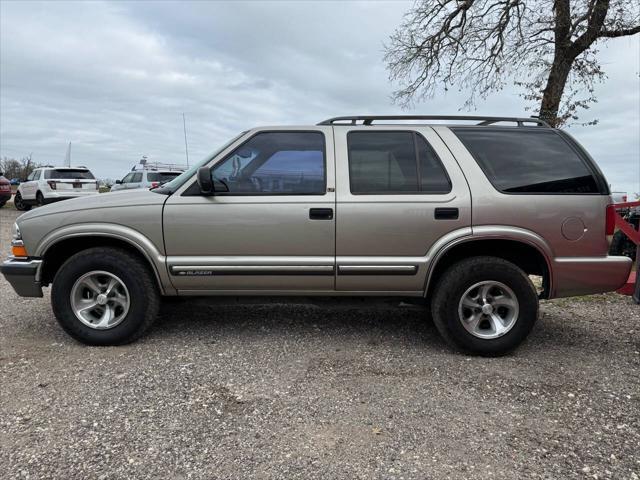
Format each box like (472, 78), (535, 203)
(423, 225), (555, 297)
(36, 223), (175, 295)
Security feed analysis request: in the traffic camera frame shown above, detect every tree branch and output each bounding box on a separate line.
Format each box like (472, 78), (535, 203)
(571, 0), (611, 54)
(599, 26), (640, 37)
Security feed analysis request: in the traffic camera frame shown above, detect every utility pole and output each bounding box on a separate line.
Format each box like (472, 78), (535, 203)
(182, 113), (190, 168)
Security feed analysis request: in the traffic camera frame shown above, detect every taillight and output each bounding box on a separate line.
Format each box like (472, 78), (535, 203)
(605, 204), (616, 236)
(47, 181), (57, 190)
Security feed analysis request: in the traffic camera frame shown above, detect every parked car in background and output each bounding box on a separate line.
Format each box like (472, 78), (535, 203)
(1, 115), (632, 355)
(14, 166), (98, 211)
(10, 178), (21, 185)
(110, 161), (185, 192)
(0, 172), (11, 207)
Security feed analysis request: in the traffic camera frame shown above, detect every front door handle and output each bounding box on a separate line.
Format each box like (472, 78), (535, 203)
(434, 207), (459, 220)
(309, 208), (334, 220)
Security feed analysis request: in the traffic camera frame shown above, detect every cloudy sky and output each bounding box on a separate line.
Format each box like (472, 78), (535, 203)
(1, 0), (638, 193)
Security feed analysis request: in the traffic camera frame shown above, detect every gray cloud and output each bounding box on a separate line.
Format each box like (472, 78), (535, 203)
(0, 0), (638, 193)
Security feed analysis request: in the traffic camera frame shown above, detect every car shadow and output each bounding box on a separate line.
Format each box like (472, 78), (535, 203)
(151, 297), (441, 349)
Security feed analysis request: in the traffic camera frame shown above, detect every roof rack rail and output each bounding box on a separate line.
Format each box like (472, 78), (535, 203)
(132, 161), (188, 172)
(317, 115), (551, 128)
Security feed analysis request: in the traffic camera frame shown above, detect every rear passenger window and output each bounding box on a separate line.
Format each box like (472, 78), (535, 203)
(452, 128), (599, 194)
(347, 131), (451, 195)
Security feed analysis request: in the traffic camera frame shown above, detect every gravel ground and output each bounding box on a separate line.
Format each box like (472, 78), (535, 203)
(1, 207), (638, 480)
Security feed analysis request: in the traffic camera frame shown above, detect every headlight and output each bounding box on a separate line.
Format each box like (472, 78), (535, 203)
(12, 222), (21, 240)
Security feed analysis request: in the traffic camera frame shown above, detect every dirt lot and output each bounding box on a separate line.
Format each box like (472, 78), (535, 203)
(0, 207), (638, 479)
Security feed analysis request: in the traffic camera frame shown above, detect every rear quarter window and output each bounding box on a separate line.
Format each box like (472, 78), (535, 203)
(147, 172), (181, 183)
(451, 128), (602, 194)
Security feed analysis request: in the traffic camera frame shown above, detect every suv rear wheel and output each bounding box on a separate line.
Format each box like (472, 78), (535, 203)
(431, 256), (538, 356)
(51, 247), (160, 345)
(14, 191), (31, 211)
(36, 191), (45, 206)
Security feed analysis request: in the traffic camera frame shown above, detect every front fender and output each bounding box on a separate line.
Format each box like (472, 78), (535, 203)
(36, 223), (174, 295)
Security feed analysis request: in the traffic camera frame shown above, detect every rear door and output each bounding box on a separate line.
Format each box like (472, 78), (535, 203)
(334, 126), (471, 293)
(163, 127), (336, 293)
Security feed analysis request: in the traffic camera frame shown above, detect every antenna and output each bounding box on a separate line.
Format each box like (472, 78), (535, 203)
(182, 113), (190, 168)
(65, 142), (72, 167)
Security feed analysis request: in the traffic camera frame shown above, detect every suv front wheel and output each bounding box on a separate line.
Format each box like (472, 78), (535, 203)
(51, 247), (160, 345)
(431, 256), (539, 356)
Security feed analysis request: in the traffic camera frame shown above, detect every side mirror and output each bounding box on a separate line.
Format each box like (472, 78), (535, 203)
(115, 179), (122, 184)
(197, 167), (213, 194)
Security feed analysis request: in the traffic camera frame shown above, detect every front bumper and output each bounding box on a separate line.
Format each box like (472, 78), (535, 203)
(551, 255), (633, 298)
(0, 257), (43, 297)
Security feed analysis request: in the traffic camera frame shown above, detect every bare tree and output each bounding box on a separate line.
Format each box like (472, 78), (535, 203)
(385, 0), (640, 126)
(0, 154), (39, 180)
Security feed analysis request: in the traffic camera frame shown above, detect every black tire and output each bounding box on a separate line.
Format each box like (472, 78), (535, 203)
(36, 191), (45, 206)
(609, 230), (637, 262)
(430, 256), (538, 356)
(14, 192), (31, 211)
(51, 247), (160, 345)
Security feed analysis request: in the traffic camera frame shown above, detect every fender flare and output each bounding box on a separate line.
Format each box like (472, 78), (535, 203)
(423, 225), (555, 297)
(36, 223), (174, 295)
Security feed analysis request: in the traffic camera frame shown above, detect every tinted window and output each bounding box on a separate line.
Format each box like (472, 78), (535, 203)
(212, 131), (325, 195)
(417, 135), (452, 193)
(348, 131), (451, 194)
(147, 172), (181, 183)
(131, 172), (143, 183)
(452, 128), (599, 193)
(46, 169), (94, 180)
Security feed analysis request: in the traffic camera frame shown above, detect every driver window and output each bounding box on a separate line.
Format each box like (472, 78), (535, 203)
(211, 131), (325, 195)
(121, 173), (134, 183)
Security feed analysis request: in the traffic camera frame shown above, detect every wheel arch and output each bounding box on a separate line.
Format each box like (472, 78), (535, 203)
(37, 227), (173, 295)
(425, 234), (553, 300)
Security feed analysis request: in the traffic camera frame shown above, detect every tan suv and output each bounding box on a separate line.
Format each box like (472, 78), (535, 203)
(1, 115), (632, 355)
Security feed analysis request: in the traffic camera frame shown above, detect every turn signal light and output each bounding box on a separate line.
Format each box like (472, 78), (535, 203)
(11, 244), (28, 257)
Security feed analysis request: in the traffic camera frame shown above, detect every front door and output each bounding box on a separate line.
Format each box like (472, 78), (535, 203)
(333, 126), (472, 293)
(163, 128), (336, 293)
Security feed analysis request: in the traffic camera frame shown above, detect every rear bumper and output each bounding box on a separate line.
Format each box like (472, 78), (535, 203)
(0, 258), (43, 297)
(551, 255), (633, 298)
(43, 191), (99, 202)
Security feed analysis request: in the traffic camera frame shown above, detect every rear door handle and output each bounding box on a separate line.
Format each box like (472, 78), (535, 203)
(434, 207), (459, 220)
(309, 208), (334, 220)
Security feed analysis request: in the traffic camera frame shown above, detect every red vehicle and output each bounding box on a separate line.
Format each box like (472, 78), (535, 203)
(0, 171), (11, 208)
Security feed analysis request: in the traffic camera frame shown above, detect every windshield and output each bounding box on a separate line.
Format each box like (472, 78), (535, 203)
(153, 131), (248, 195)
(45, 169), (95, 180)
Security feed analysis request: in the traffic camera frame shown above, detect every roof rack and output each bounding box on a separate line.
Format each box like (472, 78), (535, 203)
(132, 161), (187, 172)
(317, 115), (551, 128)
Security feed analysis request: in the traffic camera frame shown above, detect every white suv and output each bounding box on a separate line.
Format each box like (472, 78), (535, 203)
(14, 166), (98, 211)
(110, 168), (183, 192)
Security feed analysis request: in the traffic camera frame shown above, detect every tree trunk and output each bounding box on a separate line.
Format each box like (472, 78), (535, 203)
(538, 52), (574, 127)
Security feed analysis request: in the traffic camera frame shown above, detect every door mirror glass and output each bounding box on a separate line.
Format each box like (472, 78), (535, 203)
(115, 179), (122, 184)
(197, 167), (214, 194)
